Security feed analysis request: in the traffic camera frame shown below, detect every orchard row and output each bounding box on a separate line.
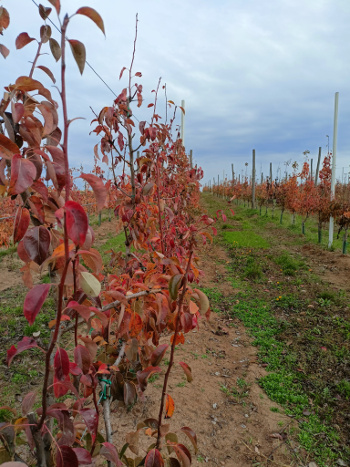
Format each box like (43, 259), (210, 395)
(0, 2), (212, 466)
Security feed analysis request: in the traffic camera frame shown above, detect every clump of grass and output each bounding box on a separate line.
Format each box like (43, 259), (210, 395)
(275, 251), (306, 276)
(244, 256), (262, 280)
(336, 379), (350, 399)
(318, 291), (336, 302)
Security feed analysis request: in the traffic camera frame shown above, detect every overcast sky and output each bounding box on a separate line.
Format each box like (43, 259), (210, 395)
(1, 0), (350, 185)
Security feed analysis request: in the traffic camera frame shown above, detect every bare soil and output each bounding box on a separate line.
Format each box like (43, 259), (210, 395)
(101, 242), (298, 467)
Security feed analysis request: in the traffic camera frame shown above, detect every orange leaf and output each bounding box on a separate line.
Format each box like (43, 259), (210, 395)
(179, 361), (193, 382)
(165, 394), (175, 419)
(129, 313), (142, 338)
(170, 333), (185, 345)
(189, 301), (199, 315)
(76, 7), (105, 35)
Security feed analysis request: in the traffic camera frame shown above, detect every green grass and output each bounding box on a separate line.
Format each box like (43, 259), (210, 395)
(274, 251), (307, 276)
(222, 230), (270, 248)
(242, 199), (343, 252)
(0, 245), (16, 261)
(98, 231), (125, 264)
(88, 209), (113, 226)
(200, 193), (350, 466)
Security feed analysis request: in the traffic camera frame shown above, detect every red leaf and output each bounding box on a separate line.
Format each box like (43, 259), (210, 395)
(180, 427), (198, 454)
(37, 65), (56, 83)
(23, 226), (51, 265)
(135, 72), (142, 77)
(150, 344), (169, 366)
(0, 44), (10, 59)
(32, 179), (49, 201)
(179, 362), (193, 382)
(0, 134), (20, 159)
(69, 362), (82, 376)
(180, 312), (194, 333)
(66, 301), (91, 322)
(39, 4), (52, 20)
(53, 374), (71, 398)
(216, 209), (226, 222)
(230, 209), (235, 216)
(148, 103), (154, 108)
(15, 32), (35, 49)
(79, 408), (98, 443)
(65, 201), (88, 247)
(74, 345), (91, 374)
(165, 394), (175, 419)
(145, 449), (164, 467)
(136, 366), (161, 392)
(72, 448), (92, 465)
(12, 102), (24, 123)
(8, 154), (36, 195)
(7, 337), (41, 366)
(22, 392), (36, 416)
(0, 7), (10, 32)
(79, 173), (107, 211)
(23, 284), (51, 326)
(100, 442), (123, 466)
(54, 348), (70, 381)
(47, 0), (60, 15)
(119, 67), (127, 80)
(13, 207), (30, 243)
(76, 7), (105, 35)
(56, 446), (78, 467)
(172, 444), (191, 467)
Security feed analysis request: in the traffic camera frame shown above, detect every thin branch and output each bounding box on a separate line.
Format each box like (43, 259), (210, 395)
(156, 245), (194, 448)
(101, 289), (160, 312)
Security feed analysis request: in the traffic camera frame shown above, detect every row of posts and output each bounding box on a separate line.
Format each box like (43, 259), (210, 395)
(207, 145), (326, 202)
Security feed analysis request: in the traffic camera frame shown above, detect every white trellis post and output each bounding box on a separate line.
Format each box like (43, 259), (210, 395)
(328, 92), (339, 248)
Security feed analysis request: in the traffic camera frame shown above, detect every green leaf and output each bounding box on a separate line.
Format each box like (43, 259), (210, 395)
(49, 38), (61, 61)
(169, 274), (183, 301)
(80, 271), (101, 297)
(68, 39), (86, 75)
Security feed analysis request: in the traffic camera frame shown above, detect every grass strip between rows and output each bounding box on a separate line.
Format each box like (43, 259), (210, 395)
(201, 193), (350, 467)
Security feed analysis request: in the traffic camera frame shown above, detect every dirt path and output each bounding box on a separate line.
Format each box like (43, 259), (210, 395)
(102, 242), (297, 467)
